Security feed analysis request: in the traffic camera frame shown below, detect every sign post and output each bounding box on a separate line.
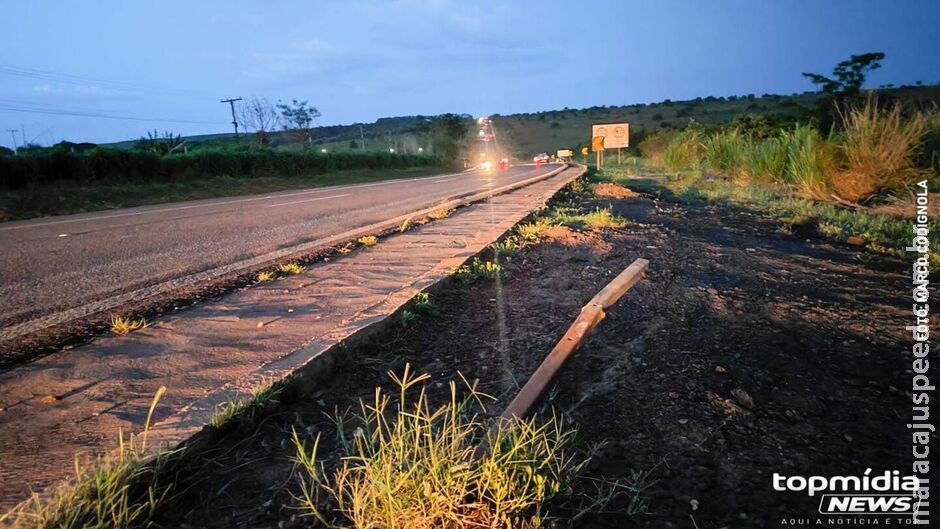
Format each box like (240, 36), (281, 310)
(592, 123), (630, 169)
(591, 135), (605, 169)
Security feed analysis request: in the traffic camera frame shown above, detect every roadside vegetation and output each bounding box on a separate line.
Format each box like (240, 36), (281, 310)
(645, 98), (935, 203)
(0, 105), (477, 222)
(210, 380), (281, 429)
(293, 366), (591, 528)
(109, 315), (147, 336)
(451, 258), (505, 282)
(277, 262), (306, 275)
(0, 389), (173, 529)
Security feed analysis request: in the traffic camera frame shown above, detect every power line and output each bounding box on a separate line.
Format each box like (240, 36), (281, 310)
(0, 64), (212, 97)
(0, 101), (224, 125)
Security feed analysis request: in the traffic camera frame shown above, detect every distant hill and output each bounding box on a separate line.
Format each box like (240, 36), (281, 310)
(104, 115), (437, 153)
(491, 84), (940, 158)
(103, 84), (940, 160)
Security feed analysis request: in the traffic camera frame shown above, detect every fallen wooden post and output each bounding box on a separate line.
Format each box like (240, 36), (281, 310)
(500, 258), (649, 419)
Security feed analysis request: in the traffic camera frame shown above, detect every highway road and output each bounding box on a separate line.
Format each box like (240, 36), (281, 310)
(0, 164), (563, 338)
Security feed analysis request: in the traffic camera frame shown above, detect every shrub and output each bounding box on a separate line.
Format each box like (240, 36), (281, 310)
(829, 99), (928, 201)
(663, 129), (703, 171)
(745, 138), (787, 183)
(0, 149), (445, 189)
(638, 129), (679, 164)
(780, 125), (835, 198)
(701, 129), (748, 178)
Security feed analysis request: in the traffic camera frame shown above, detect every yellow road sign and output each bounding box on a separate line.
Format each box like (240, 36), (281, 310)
(580, 146), (589, 156)
(592, 136), (605, 152)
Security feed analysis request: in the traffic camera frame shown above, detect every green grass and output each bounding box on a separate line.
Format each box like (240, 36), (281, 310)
(210, 380), (281, 429)
(0, 166), (447, 222)
(489, 218), (555, 255)
(544, 206), (628, 231)
(412, 292), (436, 315)
(602, 165), (940, 263)
(451, 258), (505, 282)
(292, 365), (592, 528)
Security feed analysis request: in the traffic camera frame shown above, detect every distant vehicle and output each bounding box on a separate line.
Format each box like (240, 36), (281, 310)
(480, 160), (493, 171)
(533, 153), (549, 165)
(498, 158), (509, 171)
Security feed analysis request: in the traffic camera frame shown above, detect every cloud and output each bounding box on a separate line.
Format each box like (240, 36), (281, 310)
(246, 38), (350, 77)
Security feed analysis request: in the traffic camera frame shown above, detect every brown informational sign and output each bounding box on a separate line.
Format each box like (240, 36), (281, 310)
(592, 123), (629, 148)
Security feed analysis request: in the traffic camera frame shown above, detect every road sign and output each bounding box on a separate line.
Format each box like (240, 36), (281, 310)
(581, 147), (589, 156)
(557, 149), (572, 158)
(592, 136), (605, 152)
(592, 123), (629, 149)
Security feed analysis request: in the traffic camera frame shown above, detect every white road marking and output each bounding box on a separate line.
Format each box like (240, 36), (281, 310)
(263, 193), (352, 208)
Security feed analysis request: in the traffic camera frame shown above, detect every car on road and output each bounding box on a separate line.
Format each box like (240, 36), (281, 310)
(498, 158), (509, 171)
(480, 160), (493, 171)
(533, 153), (549, 164)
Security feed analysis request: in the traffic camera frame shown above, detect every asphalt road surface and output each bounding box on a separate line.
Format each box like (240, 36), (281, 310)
(0, 164), (562, 335)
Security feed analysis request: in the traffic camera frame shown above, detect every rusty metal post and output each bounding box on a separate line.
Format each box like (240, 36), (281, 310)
(500, 258), (649, 419)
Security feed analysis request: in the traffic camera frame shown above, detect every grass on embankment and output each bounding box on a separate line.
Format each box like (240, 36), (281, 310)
(598, 163), (940, 264)
(0, 166), (446, 222)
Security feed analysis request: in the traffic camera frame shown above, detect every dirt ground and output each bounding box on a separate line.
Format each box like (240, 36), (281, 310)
(144, 178), (913, 528)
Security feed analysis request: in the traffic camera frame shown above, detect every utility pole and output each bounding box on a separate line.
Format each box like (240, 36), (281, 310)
(359, 124), (365, 149)
(6, 129), (19, 154)
(220, 97), (242, 139)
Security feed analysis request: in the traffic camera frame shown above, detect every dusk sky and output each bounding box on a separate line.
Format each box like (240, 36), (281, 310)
(1, 0), (938, 148)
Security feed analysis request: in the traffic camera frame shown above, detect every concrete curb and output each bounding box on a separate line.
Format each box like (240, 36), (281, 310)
(143, 164), (585, 451)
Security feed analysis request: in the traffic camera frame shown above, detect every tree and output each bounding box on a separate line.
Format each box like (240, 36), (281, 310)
(803, 52), (885, 96)
(133, 130), (185, 155)
(277, 99), (321, 146)
(239, 96), (279, 148)
(803, 52), (885, 131)
(416, 113), (473, 160)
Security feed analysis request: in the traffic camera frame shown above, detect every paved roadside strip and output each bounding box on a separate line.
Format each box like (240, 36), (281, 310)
(0, 164), (563, 343)
(0, 164), (586, 508)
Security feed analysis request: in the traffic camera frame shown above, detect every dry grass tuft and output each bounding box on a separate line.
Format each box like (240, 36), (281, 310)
(429, 208), (454, 220)
(831, 99), (928, 202)
(399, 217), (413, 232)
(278, 262), (306, 275)
(256, 270), (275, 282)
(357, 235), (378, 246)
(109, 315), (147, 335)
(0, 388), (172, 529)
